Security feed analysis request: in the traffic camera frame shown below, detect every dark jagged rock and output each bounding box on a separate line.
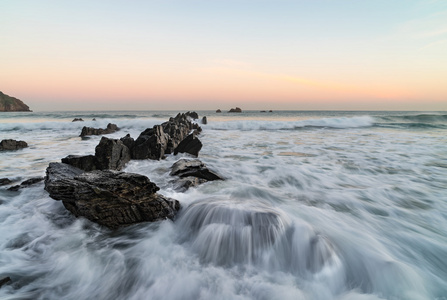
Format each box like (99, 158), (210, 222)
(120, 134), (135, 153)
(133, 113), (202, 160)
(269, 110), (273, 112)
(0, 276), (11, 288)
(8, 177), (44, 191)
(174, 133), (202, 157)
(171, 159), (223, 181)
(44, 163), (180, 228)
(62, 155), (97, 172)
(95, 137), (131, 171)
(0, 139), (28, 151)
(133, 125), (169, 160)
(185, 111), (199, 119)
(0, 91), (31, 112)
(260, 110), (266, 113)
(80, 123), (119, 137)
(0, 178), (12, 186)
(216, 109), (222, 113)
(72, 118), (84, 122)
(201, 116), (207, 125)
(228, 107), (242, 113)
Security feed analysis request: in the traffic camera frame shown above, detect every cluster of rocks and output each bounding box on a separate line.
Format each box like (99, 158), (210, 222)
(42, 112), (222, 229)
(72, 118), (84, 122)
(216, 107), (242, 113)
(80, 123), (119, 137)
(0, 139), (28, 151)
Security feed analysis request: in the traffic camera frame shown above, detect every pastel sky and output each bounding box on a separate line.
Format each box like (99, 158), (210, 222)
(1, 0), (446, 111)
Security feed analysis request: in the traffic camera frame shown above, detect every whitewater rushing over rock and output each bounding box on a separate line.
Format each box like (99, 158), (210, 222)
(1, 110), (446, 300)
(178, 198), (341, 277)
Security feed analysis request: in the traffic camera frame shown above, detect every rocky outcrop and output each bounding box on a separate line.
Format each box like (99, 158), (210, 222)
(62, 137), (130, 171)
(95, 137), (131, 170)
(0, 91), (31, 112)
(132, 113), (202, 160)
(201, 116), (207, 125)
(228, 107), (242, 113)
(44, 163), (180, 228)
(170, 159), (223, 191)
(72, 118), (84, 122)
(8, 177), (44, 191)
(0, 139), (28, 151)
(216, 109), (222, 113)
(80, 123), (119, 137)
(174, 133), (202, 157)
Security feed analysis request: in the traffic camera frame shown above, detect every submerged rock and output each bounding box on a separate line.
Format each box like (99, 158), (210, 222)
(7, 177), (44, 191)
(44, 162), (180, 228)
(0, 178), (12, 186)
(170, 159), (223, 191)
(0, 276), (11, 288)
(80, 123), (119, 137)
(0, 139), (28, 151)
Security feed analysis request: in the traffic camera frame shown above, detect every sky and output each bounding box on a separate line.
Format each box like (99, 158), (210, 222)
(1, 0), (447, 111)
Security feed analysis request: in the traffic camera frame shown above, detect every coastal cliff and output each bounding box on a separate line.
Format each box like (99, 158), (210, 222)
(0, 91), (31, 112)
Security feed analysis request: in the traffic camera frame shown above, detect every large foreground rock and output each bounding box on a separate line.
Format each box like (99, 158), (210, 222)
(0, 139), (28, 151)
(80, 123), (119, 137)
(45, 163), (180, 228)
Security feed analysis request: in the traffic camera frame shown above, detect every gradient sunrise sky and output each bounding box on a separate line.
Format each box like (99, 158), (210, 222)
(1, 0), (446, 111)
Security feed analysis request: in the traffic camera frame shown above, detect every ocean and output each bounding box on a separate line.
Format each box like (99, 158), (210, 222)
(0, 110), (446, 300)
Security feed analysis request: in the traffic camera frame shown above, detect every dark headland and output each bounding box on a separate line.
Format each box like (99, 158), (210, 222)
(0, 91), (31, 112)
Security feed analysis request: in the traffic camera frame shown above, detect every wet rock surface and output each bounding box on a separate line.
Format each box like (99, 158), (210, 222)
(45, 163), (180, 228)
(0, 139), (28, 151)
(80, 123), (119, 137)
(0, 276), (11, 288)
(170, 159), (223, 191)
(7, 177), (44, 191)
(0, 178), (12, 186)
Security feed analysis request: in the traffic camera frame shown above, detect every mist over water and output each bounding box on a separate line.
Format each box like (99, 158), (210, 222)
(1, 111), (446, 299)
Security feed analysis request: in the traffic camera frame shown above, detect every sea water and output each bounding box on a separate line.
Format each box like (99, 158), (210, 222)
(0, 110), (446, 300)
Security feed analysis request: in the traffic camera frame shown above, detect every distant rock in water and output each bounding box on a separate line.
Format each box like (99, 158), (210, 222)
(0, 91), (31, 112)
(80, 123), (119, 137)
(201, 116), (207, 125)
(44, 162), (180, 228)
(185, 111), (199, 120)
(72, 118), (84, 122)
(0, 139), (28, 151)
(228, 107), (242, 113)
(216, 109), (222, 113)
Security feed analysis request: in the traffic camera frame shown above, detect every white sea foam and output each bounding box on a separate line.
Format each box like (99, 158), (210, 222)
(206, 116), (375, 131)
(1, 111), (446, 300)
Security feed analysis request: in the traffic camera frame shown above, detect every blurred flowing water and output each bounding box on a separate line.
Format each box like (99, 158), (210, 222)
(1, 110), (446, 300)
